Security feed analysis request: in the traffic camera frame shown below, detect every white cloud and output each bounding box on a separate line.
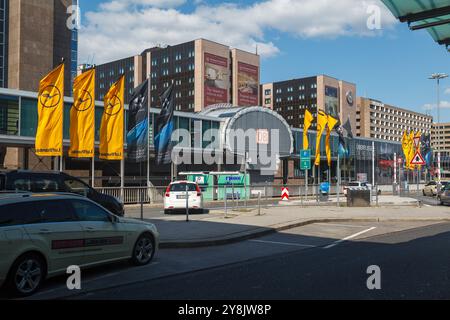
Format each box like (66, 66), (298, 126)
(79, 0), (397, 64)
(423, 101), (450, 111)
(445, 88), (450, 95)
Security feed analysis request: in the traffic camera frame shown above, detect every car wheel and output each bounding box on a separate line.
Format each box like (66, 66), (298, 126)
(7, 253), (46, 297)
(131, 233), (155, 266)
(164, 209), (172, 215)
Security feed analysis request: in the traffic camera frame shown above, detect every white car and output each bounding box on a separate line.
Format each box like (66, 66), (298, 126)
(0, 193), (159, 297)
(164, 181), (203, 214)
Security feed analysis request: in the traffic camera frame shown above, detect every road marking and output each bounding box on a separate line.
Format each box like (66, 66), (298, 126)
(249, 239), (316, 248)
(315, 223), (372, 228)
(324, 227), (377, 249)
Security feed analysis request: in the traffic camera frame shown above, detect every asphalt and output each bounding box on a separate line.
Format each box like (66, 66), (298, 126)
(25, 220), (443, 300)
(123, 200), (450, 249)
(65, 221), (450, 300)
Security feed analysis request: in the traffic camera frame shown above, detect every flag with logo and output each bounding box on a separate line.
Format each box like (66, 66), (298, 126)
(314, 111), (328, 167)
(99, 75), (125, 160)
(408, 131), (415, 170)
(155, 84), (175, 165)
(127, 79), (149, 163)
(402, 131), (412, 170)
(35, 63), (64, 157)
(326, 114), (339, 167)
(303, 109), (314, 150)
(69, 68), (95, 158)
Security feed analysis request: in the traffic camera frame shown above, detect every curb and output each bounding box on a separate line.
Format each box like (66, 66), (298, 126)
(159, 217), (450, 249)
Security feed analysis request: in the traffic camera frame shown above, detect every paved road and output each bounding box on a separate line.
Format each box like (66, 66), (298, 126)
(24, 220), (448, 300)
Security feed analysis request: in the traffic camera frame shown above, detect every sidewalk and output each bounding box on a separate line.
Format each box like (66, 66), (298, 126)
(125, 199), (450, 249)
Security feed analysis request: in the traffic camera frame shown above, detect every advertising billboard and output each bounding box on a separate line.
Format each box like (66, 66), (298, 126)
(325, 86), (339, 119)
(238, 62), (259, 106)
(204, 53), (229, 106)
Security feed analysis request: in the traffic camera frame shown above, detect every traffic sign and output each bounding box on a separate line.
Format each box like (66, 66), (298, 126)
(300, 149), (311, 170)
(413, 137), (421, 149)
(281, 188), (290, 201)
(410, 151), (426, 166)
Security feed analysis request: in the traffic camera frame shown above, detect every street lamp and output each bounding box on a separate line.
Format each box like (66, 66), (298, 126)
(429, 73), (448, 189)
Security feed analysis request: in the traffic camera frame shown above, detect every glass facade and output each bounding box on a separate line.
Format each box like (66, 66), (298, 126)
(2, 89), (430, 185)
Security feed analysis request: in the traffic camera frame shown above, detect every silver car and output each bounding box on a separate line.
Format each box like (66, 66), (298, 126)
(0, 194), (159, 297)
(438, 184), (450, 206)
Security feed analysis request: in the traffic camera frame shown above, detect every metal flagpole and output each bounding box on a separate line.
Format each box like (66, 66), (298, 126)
(59, 155), (63, 172)
(147, 76), (151, 190)
(91, 157), (95, 187)
(120, 158), (125, 202)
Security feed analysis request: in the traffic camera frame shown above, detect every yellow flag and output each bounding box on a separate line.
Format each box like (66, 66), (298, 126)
(401, 131), (410, 169)
(326, 114), (339, 167)
(408, 131), (415, 170)
(35, 63), (64, 157)
(303, 109), (314, 150)
(69, 69), (96, 158)
(99, 75), (125, 160)
(314, 111), (328, 167)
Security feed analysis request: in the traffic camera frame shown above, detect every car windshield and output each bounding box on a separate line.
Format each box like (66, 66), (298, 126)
(170, 183), (197, 192)
(348, 183), (361, 187)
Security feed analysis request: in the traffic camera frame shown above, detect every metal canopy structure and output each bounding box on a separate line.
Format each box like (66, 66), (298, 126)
(381, 0), (450, 51)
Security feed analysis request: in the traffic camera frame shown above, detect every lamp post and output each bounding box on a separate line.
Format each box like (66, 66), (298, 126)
(429, 73), (448, 192)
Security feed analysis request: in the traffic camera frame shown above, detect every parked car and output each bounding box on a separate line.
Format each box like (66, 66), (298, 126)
(164, 181), (203, 215)
(0, 170), (124, 216)
(438, 184), (450, 206)
(0, 193), (158, 297)
(423, 181), (449, 197)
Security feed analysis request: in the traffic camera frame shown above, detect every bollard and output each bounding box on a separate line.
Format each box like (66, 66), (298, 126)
(258, 192), (261, 216)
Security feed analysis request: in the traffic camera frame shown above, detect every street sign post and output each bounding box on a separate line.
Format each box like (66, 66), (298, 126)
(410, 151), (426, 166)
(301, 150), (311, 201)
(300, 150), (311, 170)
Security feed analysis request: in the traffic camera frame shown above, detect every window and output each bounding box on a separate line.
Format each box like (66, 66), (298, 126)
(64, 179), (91, 196)
(70, 200), (111, 222)
(265, 89), (271, 96)
(265, 98), (271, 104)
(0, 202), (42, 226)
(37, 200), (75, 223)
(170, 183), (197, 192)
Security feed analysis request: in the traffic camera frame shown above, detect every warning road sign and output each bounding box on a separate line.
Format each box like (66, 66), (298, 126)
(410, 151), (426, 166)
(413, 137), (421, 149)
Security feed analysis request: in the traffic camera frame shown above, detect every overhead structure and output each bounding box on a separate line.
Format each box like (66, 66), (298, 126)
(381, 0), (450, 52)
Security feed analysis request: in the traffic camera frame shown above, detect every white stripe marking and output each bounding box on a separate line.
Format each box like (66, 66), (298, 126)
(249, 240), (316, 248)
(315, 223), (372, 228)
(324, 227), (376, 249)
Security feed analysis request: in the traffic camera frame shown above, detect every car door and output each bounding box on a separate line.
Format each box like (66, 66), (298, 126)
(21, 200), (85, 274)
(69, 199), (129, 265)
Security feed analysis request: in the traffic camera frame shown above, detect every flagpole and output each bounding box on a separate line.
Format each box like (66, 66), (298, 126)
(147, 76), (151, 203)
(91, 157), (95, 187)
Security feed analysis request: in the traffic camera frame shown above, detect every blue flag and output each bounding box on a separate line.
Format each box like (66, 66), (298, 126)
(155, 84), (175, 165)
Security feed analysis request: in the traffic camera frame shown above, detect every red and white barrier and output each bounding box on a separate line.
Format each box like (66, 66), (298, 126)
(281, 187), (289, 201)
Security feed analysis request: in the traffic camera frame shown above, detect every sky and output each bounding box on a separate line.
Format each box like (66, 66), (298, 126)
(77, 0), (450, 122)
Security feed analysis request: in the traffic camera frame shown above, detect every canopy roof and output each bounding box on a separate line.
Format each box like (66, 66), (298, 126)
(381, 0), (450, 51)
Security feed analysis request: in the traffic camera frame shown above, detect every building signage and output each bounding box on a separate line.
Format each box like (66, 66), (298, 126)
(325, 86), (339, 119)
(237, 62), (259, 106)
(204, 53), (229, 107)
(346, 91), (354, 106)
(256, 129), (269, 145)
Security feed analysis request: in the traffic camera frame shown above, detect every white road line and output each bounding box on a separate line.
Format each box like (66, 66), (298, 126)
(315, 223), (372, 228)
(249, 240), (316, 248)
(324, 227), (376, 249)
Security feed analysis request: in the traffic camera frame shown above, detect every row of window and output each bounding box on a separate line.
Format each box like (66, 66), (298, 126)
(151, 51), (195, 66)
(275, 94), (317, 103)
(370, 104), (431, 122)
(272, 83), (316, 95)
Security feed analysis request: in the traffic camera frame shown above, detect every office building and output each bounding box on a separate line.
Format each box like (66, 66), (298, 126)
(357, 97), (433, 142)
(93, 39), (260, 111)
(261, 75), (357, 131)
(432, 123), (450, 156)
(7, 0), (77, 92)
